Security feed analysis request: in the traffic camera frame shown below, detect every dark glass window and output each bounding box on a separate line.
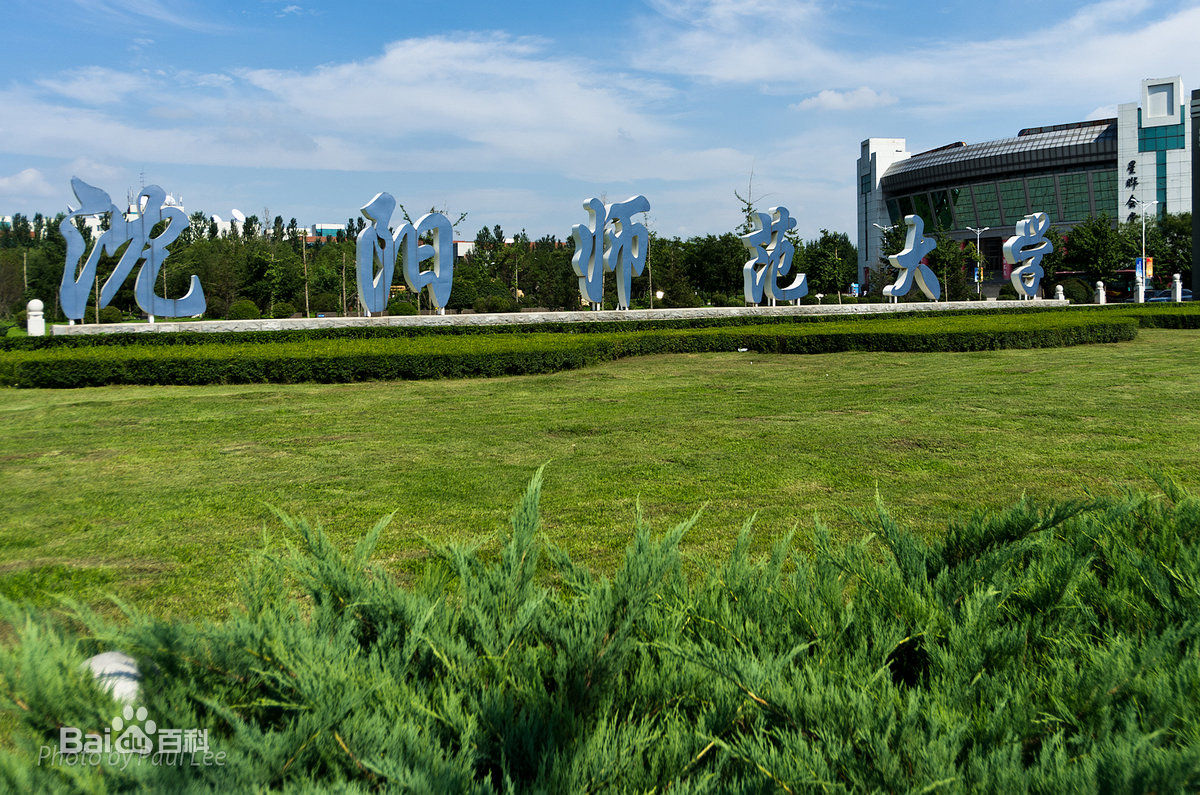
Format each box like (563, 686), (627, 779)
(930, 190), (954, 229)
(911, 193), (934, 228)
(1026, 176), (1056, 218)
(998, 180), (1027, 224)
(1058, 173), (1090, 221)
(949, 187), (975, 228)
(973, 183), (1002, 226)
(1089, 170), (1117, 217)
(886, 199), (901, 226)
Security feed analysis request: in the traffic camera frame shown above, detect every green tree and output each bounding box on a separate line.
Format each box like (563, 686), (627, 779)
(802, 230), (857, 296)
(1062, 213), (1124, 283)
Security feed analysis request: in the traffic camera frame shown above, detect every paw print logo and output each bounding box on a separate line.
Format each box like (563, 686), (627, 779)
(112, 705), (156, 755)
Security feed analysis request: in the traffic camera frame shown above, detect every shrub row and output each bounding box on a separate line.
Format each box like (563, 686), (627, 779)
(0, 302), (1135, 351)
(2, 474), (1198, 790)
(0, 315), (1137, 388)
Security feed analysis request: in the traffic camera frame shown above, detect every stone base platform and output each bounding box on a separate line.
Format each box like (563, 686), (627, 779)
(51, 299), (1071, 336)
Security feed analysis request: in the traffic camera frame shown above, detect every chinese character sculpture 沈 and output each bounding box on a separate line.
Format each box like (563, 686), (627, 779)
(59, 178), (205, 322)
(883, 214), (939, 301)
(740, 206), (807, 305)
(356, 192), (454, 315)
(571, 195), (650, 310)
(1002, 212), (1053, 300)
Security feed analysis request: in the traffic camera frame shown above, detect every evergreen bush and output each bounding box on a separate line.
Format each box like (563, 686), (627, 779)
(271, 302), (297, 320)
(1, 472), (1198, 790)
(386, 297), (417, 316)
(227, 299), (261, 321)
(1057, 277), (1091, 304)
(311, 292), (339, 313)
(98, 306), (124, 324)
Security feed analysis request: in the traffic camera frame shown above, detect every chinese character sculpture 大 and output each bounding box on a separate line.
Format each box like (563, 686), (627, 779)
(356, 192), (455, 315)
(1002, 212), (1053, 300)
(571, 195), (650, 310)
(740, 206), (807, 305)
(883, 214), (940, 301)
(59, 178), (205, 322)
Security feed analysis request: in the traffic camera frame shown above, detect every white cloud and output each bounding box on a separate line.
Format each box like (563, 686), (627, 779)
(36, 67), (150, 105)
(67, 0), (226, 33)
(791, 87), (896, 112)
(1, 34), (747, 186)
(0, 168), (57, 208)
(634, 0), (1200, 119)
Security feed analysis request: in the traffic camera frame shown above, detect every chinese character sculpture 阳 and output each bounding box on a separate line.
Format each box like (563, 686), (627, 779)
(59, 178), (204, 322)
(883, 214), (939, 301)
(1002, 212), (1053, 300)
(356, 192), (454, 314)
(571, 195), (650, 310)
(740, 206), (807, 305)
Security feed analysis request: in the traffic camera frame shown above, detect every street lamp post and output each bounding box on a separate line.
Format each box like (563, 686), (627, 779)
(871, 223), (897, 293)
(965, 226), (990, 298)
(1132, 198), (1159, 294)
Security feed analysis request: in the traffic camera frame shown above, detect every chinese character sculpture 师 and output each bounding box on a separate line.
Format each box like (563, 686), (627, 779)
(59, 178), (205, 322)
(740, 206), (807, 305)
(571, 195), (650, 310)
(1002, 212), (1053, 300)
(356, 192), (454, 315)
(883, 214), (939, 302)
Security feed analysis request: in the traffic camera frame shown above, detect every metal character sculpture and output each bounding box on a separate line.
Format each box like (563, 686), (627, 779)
(356, 192), (399, 314)
(355, 192), (454, 315)
(570, 195), (650, 309)
(59, 178), (204, 322)
(740, 206), (806, 305)
(1002, 212), (1053, 300)
(883, 214), (939, 301)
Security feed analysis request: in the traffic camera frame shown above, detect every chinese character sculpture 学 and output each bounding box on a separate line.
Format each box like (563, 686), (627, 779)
(1002, 212), (1053, 300)
(356, 192), (454, 314)
(883, 214), (939, 302)
(740, 206), (807, 305)
(59, 178), (205, 322)
(571, 196), (650, 310)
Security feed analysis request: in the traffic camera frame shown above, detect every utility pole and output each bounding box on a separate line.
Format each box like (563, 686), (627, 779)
(648, 260), (653, 309)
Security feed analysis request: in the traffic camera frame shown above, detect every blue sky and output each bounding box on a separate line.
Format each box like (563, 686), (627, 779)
(1, 0), (1198, 241)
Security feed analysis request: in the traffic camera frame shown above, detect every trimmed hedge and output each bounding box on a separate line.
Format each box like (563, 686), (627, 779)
(0, 303), (1153, 352)
(0, 314), (1137, 388)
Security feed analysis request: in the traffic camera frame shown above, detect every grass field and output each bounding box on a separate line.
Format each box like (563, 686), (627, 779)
(1, 328), (1198, 618)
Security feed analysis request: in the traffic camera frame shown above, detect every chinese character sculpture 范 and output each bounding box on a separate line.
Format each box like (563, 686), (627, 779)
(1002, 212), (1053, 300)
(740, 206), (807, 305)
(571, 195), (650, 310)
(59, 178), (205, 322)
(356, 192), (454, 315)
(883, 214), (939, 301)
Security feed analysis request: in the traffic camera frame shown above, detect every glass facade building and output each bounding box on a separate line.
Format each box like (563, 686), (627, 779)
(856, 76), (1194, 286)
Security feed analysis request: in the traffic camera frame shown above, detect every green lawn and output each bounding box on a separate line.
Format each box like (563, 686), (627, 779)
(1, 329), (1197, 618)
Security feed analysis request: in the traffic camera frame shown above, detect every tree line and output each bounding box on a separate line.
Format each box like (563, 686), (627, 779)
(0, 208), (858, 321)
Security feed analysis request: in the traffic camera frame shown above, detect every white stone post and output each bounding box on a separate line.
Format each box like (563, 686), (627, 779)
(1135, 276), (1145, 303)
(1095, 281), (1106, 304)
(1054, 285), (1065, 301)
(1173, 273), (1183, 302)
(26, 299), (45, 336)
